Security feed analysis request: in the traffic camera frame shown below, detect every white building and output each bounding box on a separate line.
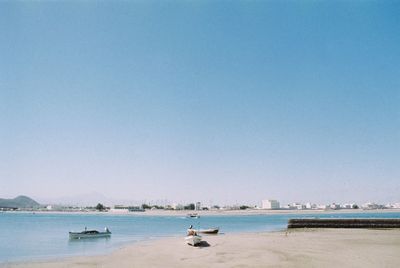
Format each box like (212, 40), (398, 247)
(317, 204), (328, 210)
(262, 199), (280, 210)
(305, 203), (317, 209)
(110, 205), (129, 213)
(329, 203), (340, 210)
(391, 203), (400, 209)
(342, 203), (358, 209)
(290, 202), (305, 210)
(362, 202), (384, 210)
(195, 202), (201, 211)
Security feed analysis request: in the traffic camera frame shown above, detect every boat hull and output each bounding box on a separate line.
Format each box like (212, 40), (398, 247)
(69, 232), (111, 239)
(198, 228), (219, 234)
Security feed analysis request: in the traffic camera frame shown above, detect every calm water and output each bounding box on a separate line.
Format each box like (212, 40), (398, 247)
(1, 211), (400, 263)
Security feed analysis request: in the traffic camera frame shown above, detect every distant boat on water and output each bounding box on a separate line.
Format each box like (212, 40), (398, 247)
(198, 227), (219, 234)
(69, 227), (111, 239)
(187, 213), (200, 218)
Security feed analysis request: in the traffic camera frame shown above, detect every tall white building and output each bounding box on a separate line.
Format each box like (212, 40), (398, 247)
(262, 199), (280, 210)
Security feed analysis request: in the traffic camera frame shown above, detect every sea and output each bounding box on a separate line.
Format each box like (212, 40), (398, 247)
(1, 211), (400, 263)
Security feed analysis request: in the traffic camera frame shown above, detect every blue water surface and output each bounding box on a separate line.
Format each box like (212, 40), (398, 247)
(1, 211), (399, 263)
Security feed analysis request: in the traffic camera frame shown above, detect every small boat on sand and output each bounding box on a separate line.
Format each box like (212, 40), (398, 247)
(69, 227), (111, 239)
(198, 227), (219, 234)
(185, 234), (202, 246)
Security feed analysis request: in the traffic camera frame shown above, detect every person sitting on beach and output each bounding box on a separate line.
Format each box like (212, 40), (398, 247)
(187, 225), (197, 236)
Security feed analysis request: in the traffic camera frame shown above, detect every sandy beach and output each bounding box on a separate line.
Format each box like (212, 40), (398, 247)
(4, 228), (400, 268)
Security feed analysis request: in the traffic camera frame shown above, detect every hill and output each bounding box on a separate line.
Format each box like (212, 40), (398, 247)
(0, 195), (40, 208)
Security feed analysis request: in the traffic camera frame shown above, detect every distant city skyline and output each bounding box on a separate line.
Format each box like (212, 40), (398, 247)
(29, 191), (398, 209)
(1, 1), (399, 205)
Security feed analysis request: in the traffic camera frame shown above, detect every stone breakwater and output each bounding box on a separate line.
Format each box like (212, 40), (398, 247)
(288, 218), (400, 228)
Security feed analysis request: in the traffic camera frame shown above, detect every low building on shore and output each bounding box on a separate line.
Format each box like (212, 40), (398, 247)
(362, 202), (385, 210)
(171, 203), (184, 210)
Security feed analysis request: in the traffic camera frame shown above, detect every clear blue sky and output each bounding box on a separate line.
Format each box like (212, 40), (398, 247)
(1, 1), (399, 205)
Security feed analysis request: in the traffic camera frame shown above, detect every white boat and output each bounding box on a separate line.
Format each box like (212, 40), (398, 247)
(69, 227), (111, 239)
(185, 234), (202, 246)
(187, 213), (200, 218)
(198, 227), (219, 234)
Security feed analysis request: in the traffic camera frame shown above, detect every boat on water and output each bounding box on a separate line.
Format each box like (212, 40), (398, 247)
(69, 227), (111, 239)
(185, 234), (202, 246)
(198, 227), (219, 234)
(187, 213), (200, 218)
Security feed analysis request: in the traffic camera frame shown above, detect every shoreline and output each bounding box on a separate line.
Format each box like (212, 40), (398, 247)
(5, 208), (400, 217)
(3, 228), (400, 267)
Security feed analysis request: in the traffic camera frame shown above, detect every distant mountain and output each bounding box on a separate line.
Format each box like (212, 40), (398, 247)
(0, 195), (40, 208)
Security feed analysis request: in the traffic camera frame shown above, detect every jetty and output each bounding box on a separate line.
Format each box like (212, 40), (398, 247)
(288, 218), (400, 229)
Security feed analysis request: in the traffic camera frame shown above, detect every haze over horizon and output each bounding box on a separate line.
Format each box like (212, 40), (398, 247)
(1, 1), (399, 205)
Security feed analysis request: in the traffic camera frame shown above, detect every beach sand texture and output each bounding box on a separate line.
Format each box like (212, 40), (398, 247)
(4, 229), (400, 268)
